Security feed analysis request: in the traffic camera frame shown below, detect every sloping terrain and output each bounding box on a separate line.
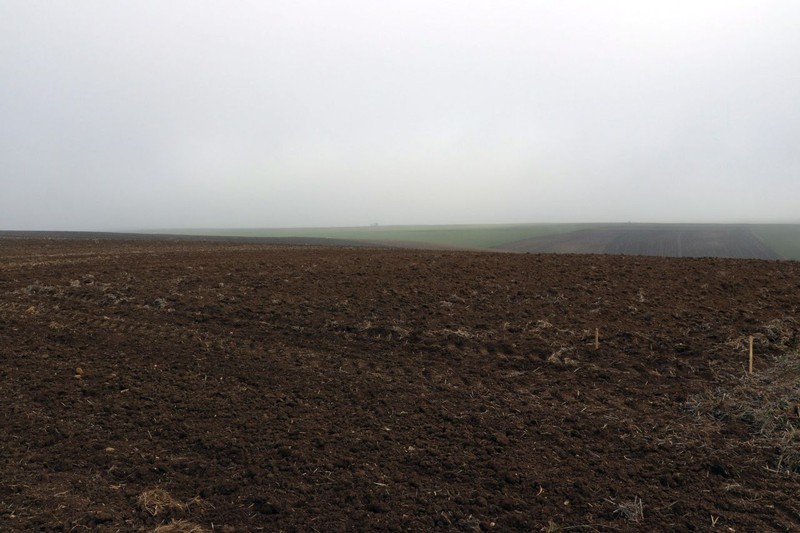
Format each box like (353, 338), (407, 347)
(496, 225), (780, 259)
(1, 237), (800, 532)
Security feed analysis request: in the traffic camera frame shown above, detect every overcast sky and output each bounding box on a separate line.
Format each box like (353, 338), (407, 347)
(2, 1), (799, 230)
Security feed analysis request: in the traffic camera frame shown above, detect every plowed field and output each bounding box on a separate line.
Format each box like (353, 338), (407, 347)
(2, 238), (800, 532)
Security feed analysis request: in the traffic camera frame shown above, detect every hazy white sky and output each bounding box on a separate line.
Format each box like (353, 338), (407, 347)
(2, 1), (799, 230)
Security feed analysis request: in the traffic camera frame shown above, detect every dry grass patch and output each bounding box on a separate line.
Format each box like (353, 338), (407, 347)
(777, 427), (800, 473)
(547, 346), (578, 366)
(763, 317), (798, 350)
(688, 323), (800, 473)
(609, 496), (644, 522)
(152, 519), (210, 533)
(137, 488), (187, 517)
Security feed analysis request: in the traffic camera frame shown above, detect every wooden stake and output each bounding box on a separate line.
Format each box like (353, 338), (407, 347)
(595, 328), (600, 350)
(748, 336), (753, 374)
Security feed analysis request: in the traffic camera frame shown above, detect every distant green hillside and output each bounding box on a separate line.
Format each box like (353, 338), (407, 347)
(152, 224), (600, 249)
(749, 225), (800, 260)
(149, 223), (800, 260)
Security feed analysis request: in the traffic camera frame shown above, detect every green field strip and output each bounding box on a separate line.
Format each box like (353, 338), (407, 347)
(748, 225), (800, 260)
(148, 223), (597, 249)
(145, 223), (800, 259)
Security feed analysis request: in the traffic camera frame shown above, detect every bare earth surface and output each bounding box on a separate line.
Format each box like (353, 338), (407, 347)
(1, 237), (800, 532)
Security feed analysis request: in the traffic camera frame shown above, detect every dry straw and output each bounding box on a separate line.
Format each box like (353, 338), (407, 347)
(152, 520), (210, 533)
(610, 496), (644, 522)
(137, 488), (186, 517)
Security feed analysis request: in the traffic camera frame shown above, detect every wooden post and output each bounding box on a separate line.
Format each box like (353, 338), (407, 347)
(748, 336), (753, 374)
(595, 328), (600, 350)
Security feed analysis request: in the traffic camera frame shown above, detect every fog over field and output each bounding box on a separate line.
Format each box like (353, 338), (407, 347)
(2, 1), (799, 231)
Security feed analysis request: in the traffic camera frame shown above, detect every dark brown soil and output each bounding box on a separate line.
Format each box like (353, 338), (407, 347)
(1, 237), (799, 532)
